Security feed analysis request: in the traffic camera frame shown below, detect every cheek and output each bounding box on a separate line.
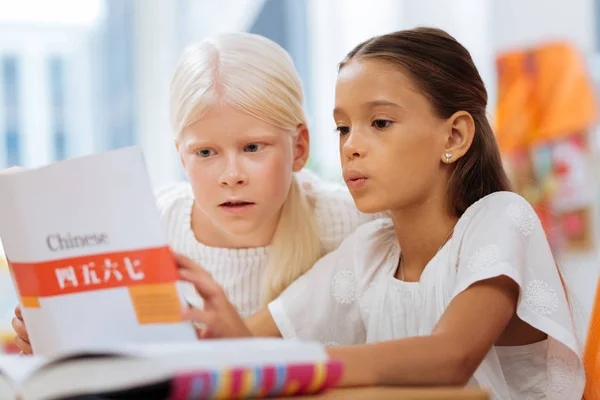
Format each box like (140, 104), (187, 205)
(380, 126), (440, 182)
(406, 120), (440, 155)
(251, 153), (293, 202)
(186, 155), (215, 182)
(183, 155), (220, 197)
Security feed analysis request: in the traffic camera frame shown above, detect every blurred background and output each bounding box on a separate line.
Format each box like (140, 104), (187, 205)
(1, 0), (600, 350)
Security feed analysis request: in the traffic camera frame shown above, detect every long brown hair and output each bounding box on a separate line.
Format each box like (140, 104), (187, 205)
(339, 27), (512, 217)
(339, 28), (585, 347)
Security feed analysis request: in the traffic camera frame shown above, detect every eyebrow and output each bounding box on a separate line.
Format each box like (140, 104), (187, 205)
(365, 100), (403, 109)
(333, 100), (404, 116)
(183, 131), (279, 147)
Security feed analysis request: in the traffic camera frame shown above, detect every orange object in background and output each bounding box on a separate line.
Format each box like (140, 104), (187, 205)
(533, 43), (597, 143)
(495, 42), (597, 154)
(495, 52), (537, 154)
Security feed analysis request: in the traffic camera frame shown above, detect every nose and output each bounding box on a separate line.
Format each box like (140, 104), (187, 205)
(219, 155), (248, 187)
(342, 130), (367, 160)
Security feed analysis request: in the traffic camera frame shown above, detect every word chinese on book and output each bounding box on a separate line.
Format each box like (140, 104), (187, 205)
(0, 147), (197, 356)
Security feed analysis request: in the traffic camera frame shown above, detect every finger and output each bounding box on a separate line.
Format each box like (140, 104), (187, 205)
(14, 305), (23, 321)
(175, 252), (228, 306)
(198, 329), (216, 339)
(181, 307), (212, 326)
(174, 253), (214, 279)
(12, 316), (29, 342)
(194, 322), (219, 340)
(14, 335), (33, 355)
(179, 268), (222, 301)
(194, 324), (210, 340)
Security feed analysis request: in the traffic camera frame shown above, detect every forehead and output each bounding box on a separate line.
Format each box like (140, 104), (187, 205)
(182, 104), (284, 140)
(334, 59), (426, 111)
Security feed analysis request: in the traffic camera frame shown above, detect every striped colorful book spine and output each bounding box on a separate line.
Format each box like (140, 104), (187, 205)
(167, 360), (343, 399)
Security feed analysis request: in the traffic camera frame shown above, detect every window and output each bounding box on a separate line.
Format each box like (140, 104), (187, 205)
(99, 0), (135, 150)
(48, 55), (67, 161)
(2, 56), (21, 167)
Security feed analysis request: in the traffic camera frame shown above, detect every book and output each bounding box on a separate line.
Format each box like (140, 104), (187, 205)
(0, 338), (341, 400)
(1, 244), (19, 344)
(0, 147), (198, 356)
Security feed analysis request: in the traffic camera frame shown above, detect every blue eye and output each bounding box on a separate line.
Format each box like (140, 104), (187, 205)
(197, 148), (215, 158)
(244, 143), (263, 152)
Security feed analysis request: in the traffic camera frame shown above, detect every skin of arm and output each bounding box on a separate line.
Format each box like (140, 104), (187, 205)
(178, 254), (519, 387)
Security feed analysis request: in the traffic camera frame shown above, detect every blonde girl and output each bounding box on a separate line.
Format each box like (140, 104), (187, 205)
(12, 32), (379, 352)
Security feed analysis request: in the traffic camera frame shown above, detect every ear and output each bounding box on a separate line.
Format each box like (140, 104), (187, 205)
(440, 111), (475, 164)
(292, 124), (310, 172)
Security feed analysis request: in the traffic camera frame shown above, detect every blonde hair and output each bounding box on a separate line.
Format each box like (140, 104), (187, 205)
(169, 32), (321, 305)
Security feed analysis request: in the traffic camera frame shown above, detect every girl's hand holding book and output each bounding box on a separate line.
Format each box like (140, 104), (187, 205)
(12, 306), (32, 355)
(175, 253), (253, 339)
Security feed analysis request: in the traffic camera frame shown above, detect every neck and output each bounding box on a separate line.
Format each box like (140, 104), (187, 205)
(391, 194), (458, 282)
(190, 202), (279, 249)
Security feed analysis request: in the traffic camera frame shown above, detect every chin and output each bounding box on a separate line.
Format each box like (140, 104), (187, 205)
(221, 222), (260, 237)
(353, 197), (388, 215)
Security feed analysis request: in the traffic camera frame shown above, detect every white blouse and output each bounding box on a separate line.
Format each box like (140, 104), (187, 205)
(268, 191), (584, 399)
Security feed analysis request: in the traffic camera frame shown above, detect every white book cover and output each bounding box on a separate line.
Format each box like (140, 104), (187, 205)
(0, 147), (197, 356)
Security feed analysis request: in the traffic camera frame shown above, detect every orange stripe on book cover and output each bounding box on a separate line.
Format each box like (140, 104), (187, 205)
(21, 296), (40, 308)
(9, 246), (178, 298)
(167, 361), (343, 400)
(584, 277), (600, 399)
(128, 283), (184, 324)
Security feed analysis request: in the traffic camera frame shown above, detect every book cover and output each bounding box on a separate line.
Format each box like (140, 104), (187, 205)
(0, 147), (197, 356)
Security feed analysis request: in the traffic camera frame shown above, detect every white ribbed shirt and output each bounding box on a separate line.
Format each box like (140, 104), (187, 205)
(155, 170), (381, 318)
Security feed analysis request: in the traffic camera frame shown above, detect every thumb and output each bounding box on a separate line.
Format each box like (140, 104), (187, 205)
(14, 305), (23, 321)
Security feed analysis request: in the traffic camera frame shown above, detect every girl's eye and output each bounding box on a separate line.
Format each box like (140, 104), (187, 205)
(244, 143), (264, 153)
(197, 148), (216, 158)
(373, 119), (393, 129)
(336, 126), (350, 136)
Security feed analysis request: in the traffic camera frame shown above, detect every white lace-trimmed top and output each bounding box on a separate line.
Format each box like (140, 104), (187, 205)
(154, 169), (381, 318)
(269, 191), (584, 399)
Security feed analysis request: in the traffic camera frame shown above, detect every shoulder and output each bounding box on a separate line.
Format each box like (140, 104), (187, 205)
(450, 191), (551, 287)
(295, 169), (388, 253)
(476, 191), (532, 211)
(154, 181), (194, 222)
(456, 191), (539, 238)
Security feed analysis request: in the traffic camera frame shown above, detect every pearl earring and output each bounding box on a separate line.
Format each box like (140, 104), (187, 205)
(444, 153), (452, 164)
